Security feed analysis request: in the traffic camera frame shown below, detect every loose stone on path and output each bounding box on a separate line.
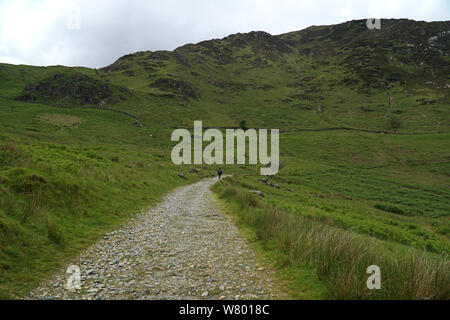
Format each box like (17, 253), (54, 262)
(27, 178), (285, 300)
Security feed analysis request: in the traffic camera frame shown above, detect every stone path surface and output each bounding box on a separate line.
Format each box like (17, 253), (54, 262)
(28, 178), (285, 300)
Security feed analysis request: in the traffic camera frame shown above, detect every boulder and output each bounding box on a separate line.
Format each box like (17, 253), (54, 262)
(268, 182), (280, 189)
(249, 190), (264, 197)
(261, 177), (269, 184)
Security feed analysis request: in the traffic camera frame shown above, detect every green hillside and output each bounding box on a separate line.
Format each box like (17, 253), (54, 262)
(0, 18), (448, 299)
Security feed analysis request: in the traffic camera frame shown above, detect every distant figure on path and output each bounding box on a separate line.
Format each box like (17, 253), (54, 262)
(218, 168), (223, 180)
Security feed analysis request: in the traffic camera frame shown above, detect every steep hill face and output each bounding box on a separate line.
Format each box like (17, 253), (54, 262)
(1, 19), (449, 131)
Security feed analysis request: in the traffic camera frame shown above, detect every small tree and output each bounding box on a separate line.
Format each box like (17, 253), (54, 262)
(239, 120), (247, 130)
(389, 116), (402, 132)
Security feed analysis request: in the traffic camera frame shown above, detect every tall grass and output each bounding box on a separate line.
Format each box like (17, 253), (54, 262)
(213, 181), (449, 299)
(0, 135), (205, 298)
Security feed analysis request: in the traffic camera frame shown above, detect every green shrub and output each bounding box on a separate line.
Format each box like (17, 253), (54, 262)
(11, 172), (48, 194)
(389, 116), (402, 131)
(374, 203), (408, 216)
(437, 226), (449, 236)
(0, 142), (21, 167)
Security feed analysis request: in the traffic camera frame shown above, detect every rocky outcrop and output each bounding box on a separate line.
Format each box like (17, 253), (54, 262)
(16, 73), (132, 105)
(249, 190), (264, 197)
(150, 77), (198, 99)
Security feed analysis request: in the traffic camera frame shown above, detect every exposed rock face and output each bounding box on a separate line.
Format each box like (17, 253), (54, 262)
(16, 73), (132, 105)
(230, 31), (292, 53)
(150, 77), (198, 99)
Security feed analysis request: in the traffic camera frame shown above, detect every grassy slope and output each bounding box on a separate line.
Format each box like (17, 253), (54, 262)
(0, 98), (214, 298)
(0, 18), (448, 299)
(212, 177), (448, 299)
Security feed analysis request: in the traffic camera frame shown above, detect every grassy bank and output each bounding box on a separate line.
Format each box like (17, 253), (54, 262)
(212, 177), (449, 299)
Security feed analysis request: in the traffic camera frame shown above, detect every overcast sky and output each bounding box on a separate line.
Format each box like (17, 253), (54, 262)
(0, 0), (449, 68)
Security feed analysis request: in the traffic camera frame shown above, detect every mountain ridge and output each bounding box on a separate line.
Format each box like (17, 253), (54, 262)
(1, 18), (449, 132)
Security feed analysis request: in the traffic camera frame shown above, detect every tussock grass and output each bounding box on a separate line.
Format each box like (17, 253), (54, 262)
(213, 179), (449, 299)
(47, 218), (65, 247)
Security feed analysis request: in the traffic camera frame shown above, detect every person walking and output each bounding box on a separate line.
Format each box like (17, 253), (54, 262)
(217, 168), (223, 180)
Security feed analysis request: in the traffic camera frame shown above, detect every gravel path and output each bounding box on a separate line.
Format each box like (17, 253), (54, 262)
(28, 178), (285, 300)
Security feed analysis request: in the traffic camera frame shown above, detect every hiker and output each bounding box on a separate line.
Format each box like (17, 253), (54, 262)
(218, 168), (223, 179)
